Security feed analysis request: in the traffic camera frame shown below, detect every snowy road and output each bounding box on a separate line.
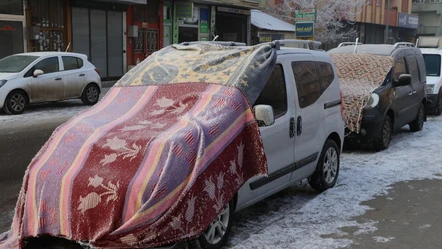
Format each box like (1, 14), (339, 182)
(228, 116), (442, 249)
(1, 96), (442, 248)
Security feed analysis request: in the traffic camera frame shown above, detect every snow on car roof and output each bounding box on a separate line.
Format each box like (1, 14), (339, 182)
(12, 51), (87, 58)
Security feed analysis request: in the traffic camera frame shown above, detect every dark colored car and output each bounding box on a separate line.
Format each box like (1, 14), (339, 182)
(328, 42), (427, 151)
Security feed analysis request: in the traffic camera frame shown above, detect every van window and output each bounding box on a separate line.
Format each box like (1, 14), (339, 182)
(254, 64), (287, 118)
(405, 55), (419, 83)
(423, 54), (441, 77)
(393, 57), (407, 82)
(292, 61), (321, 108)
(317, 62), (334, 91)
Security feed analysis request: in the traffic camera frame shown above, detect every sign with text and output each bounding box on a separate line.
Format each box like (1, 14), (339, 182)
(258, 33), (285, 43)
(200, 8), (209, 33)
(176, 2), (193, 18)
(295, 22), (314, 37)
(398, 12), (418, 29)
(294, 9), (316, 23)
(217, 7), (250, 15)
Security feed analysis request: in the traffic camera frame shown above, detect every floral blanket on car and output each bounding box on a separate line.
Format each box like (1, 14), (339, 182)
(330, 53), (395, 133)
(0, 43), (276, 248)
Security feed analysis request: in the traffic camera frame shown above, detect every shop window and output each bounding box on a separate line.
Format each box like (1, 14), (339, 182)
(62, 56), (83, 71)
(0, 21), (24, 58)
(255, 64), (288, 118)
(134, 3), (159, 24)
(292, 61), (321, 108)
(0, 0), (23, 15)
(28, 0), (65, 52)
(34, 57), (60, 74)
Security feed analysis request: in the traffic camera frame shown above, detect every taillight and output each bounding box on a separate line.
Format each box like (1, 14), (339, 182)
(95, 68), (100, 75)
(340, 91), (344, 120)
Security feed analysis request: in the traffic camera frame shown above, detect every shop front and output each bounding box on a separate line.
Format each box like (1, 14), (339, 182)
(70, 0), (129, 79)
(126, 1), (162, 70)
(215, 6), (250, 44)
(397, 12), (418, 43)
(0, 0), (26, 59)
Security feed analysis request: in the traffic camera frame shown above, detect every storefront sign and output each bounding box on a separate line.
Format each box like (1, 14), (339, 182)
(296, 22), (314, 37)
(217, 7), (250, 15)
(176, 2), (194, 18)
(294, 9), (316, 23)
(0, 25), (16, 31)
(258, 33), (284, 43)
(110, 0), (147, 4)
(398, 13), (418, 29)
(200, 8), (209, 33)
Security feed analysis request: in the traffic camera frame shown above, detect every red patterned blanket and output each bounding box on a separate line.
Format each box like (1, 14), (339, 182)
(0, 83), (267, 248)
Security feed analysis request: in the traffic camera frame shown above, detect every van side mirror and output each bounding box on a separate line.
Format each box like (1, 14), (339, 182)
(394, 74), (411, 87)
(253, 104), (275, 127)
(33, 69), (44, 77)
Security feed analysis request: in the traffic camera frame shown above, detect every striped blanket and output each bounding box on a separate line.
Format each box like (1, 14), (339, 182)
(1, 43), (276, 248)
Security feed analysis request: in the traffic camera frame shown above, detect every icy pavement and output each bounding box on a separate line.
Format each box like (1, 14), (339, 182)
(228, 115), (442, 249)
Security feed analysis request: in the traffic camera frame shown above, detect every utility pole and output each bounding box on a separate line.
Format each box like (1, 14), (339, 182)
(384, 0), (391, 44)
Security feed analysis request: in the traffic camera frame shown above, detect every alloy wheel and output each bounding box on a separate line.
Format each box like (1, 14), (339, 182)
(204, 203), (230, 245)
(10, 93), (25, 112)
(87, 87), (98, 102)
(323, 147), (338, 185)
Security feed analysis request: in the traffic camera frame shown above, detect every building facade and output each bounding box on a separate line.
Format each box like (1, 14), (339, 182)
(0, 0), (265, 79)
(412, 0), (442, 37)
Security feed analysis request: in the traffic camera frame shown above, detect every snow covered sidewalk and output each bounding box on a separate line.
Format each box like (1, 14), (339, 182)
(228, 115), (442, 249)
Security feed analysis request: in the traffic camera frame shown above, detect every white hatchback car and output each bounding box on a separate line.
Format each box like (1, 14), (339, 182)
(0, 52), (102, 114)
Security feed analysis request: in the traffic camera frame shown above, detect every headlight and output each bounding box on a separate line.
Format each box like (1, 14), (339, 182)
(365, 93), (379, 108)
(0, 80), (6, 88)
(426, 84), (435, 94)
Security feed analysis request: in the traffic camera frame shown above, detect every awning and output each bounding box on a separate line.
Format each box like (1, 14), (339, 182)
(251, 9), (296, 32)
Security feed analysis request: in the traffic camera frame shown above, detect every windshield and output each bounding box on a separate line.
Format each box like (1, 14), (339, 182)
(423, 54), (441, 77)
(0, 55), (39, 73)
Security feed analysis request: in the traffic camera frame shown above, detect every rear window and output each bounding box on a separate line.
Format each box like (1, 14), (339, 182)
(423, 54), (441, 77)
(62, 56), (84, 71)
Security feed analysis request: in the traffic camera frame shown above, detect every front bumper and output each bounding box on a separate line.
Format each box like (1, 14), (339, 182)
(345, 107), (384, 142)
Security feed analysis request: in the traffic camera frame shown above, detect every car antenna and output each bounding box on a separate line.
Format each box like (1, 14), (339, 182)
(65, 42), (71, 52)
(353, 38), (359, 53)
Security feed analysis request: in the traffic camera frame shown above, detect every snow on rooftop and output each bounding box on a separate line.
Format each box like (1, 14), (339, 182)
(251, 9), (296, 32)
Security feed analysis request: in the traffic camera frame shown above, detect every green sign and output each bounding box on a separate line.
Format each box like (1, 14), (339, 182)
(294, 9), (316, 23)
(176, 2), (193, 18)
(200, 8), (209, 33)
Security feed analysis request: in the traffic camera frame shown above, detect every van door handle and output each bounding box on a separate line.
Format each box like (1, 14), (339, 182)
(79, 74), (85, 76)
(408, 91), (413, 95)
(297, 116), (302, 136)
(413, 90), (417, 93)
(55, 77), (62, 81)
(289, 117), (295, 138)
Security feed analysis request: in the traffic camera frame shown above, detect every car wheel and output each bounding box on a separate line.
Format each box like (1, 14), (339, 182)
(3, 90), (27, 115)
(409, 103), (425, 132)
(81, 84), (100, 105)
(372, 115), (392, 151)
(308, 139), (340, 192)
(435, 93), (442, 116)
(198, 200), (234, 249)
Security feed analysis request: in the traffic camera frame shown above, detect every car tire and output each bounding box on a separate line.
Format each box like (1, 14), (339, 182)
(198, 199), (235, 249)
(3, 90), (27, 115)
(81, 84), (100, 105)
(308, 139), (340, 192)
(434, 93), (442, 116)
(409, 103), (425, 132)
(372, 115), (392, 151)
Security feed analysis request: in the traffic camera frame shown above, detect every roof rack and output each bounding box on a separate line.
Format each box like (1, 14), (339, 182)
(393, 42), (415, 48)
(338, 42), (363, 47)
(180, 41), (247, 46)
(271, 39), (322, 50)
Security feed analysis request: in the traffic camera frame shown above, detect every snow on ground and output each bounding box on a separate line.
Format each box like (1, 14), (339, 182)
(228, 115), (442, 249)
(0, 88), (110, 129)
